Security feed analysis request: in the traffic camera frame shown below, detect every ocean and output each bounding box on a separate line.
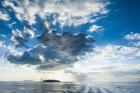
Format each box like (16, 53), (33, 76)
(0, 82), (140, 93)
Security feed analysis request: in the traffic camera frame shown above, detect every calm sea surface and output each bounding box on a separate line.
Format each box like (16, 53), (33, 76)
(0, 82), (140, 93)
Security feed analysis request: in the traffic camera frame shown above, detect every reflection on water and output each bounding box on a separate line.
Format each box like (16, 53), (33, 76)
(0, 82), (140, 93)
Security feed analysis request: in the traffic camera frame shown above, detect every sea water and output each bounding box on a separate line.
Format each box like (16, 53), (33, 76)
(0, 82), (140, 93)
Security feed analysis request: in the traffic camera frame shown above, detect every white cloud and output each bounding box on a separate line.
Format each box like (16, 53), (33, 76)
(0, 11), (9, 21)
(124, 32), (140, 40)
(0, 61), (41, 81)
(88, 25), (102, 32)
(11, 29), (24, 45)
(3, 0), (108, 26)
(10, 28), (36, 48)
(40, 0), (108, 26)
(23, 27), (35, 38)
(38, 54), (46, 62)
(66, 37), (140, 82)
(0, 42), (22, 64)
(12, 29), (23, 37)
(0, 42), (6, 59)
(132, 41), (140, 47)
(124, 32), (140, 48)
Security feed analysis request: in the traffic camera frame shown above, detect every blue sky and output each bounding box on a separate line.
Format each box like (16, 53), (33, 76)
(92, 0), (140, 45)
(0, 0), (140, 82)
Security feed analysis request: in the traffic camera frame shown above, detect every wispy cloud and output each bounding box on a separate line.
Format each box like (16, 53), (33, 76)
(124, 32), (140, 41)
(88, 25), (102, 32)
(65, 33), (140, 82)
(0, 11), (9, 21)
(124, 32), (140, 48)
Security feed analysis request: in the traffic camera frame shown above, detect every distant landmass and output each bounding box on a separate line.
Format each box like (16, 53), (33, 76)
(43, 80), (61, 82)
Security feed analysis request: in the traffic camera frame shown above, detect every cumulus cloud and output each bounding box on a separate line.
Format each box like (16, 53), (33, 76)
(20, 0), (107, 26)
(124, 32), (140, 48)
(0, 0), (108, 47)
(11, 29), (28, 48)
(124, 32), (140, 40)
(0, 0), (108, 70)
(2, 0), (108, 26)
(8, 31), (95, 69)
(10, 27), (36, 48)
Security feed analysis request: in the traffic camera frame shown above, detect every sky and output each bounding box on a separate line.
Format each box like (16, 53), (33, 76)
(0, 0), (140, 82)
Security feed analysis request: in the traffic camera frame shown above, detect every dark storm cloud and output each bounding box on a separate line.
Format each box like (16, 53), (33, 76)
(7, 31), (94, 69)
(37, 30), (94, 55)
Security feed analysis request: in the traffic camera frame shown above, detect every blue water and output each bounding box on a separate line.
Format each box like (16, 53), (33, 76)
(0, 82), (140, 93)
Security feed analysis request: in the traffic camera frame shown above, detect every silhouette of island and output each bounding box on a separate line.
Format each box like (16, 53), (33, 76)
(43, 80), (61, 82)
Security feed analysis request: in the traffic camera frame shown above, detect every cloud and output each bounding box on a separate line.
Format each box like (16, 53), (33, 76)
(2, 0), (108, 26)
(23, 27), (35, 39)
(0, 11), (10, 21)
(124, 32), (140, 40)
(0, 0), (105, 70)
(0, 42), (22, 58)
(0, 60), (41, 81)
(124, 32), (140, 48)
(10, 27), (36, 48)
(65, 33), (140, 82)
(0, 34), (6, 41)
(6, 32), (140, 82)
(1, 0), (107, 70)
(11, 29), (29, 48)
(0, 0), (108, 47)
(7, 31), (95, 69)
(66, 63), (140, 82)
(88, 25), (102, 32)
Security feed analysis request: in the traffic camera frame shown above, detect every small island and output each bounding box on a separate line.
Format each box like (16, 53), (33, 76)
(43, 80), (61, 83)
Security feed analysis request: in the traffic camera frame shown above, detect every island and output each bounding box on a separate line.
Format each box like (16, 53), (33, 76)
(42, 80), (61, 83)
